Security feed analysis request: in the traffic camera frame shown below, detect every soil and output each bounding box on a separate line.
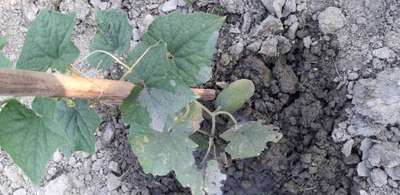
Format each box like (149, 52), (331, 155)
(0, 0), (399, 195)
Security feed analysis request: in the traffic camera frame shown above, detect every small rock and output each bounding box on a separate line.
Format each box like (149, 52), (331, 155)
(385, 166), (400, 180)
(259, 37), (278, 57)
(318, 7), (346, 34)
(277, 36), (292, 54)
(282, 0), (296, 17)
(388, 179), (398, 188)
(370, 168), (388, 187)
(284, 14), (298, 26)
(255, 15), (284, 36)
(229, 41), (245, 57)
(90, 0), (108, 10)
(47, 167), (57, 176)
(160, 0), (178, 12)
(357, 161), (370, 177)
(360, 138), (372, 159)
(241, 180), (252, 189)
(53, 151), (63, 162)
(108, 161), (120, 174)
(219, 0), (245, 14)
(103, 123), (115, 143)
(303, 36), (312, 48)
(69, 157), (77, 166)
(246, 41), (261, 52)
(341, 139), (354, 157)
(273, 62), (298, 94)
(372, 47), (395, 59)
(13, 188), (27, 195)
(287, 22), (299, 40)
(44, 175), (71, 195)
(4, 166), (23, 184)
(92, 159), (103, 171)
(347, 72), (359, 80)
(107, 174), (121, 191)
(261, 0), (275, 16)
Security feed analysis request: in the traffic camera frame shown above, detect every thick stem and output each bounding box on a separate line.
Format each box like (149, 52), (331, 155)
(0, 69), (216, 104)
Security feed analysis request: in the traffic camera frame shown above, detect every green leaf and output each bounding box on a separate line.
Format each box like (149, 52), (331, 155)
(56, 99), (101, 154)
(88, 10), (132, 70)
(220, 121), (282, 159)
(0, 98), (68, 184)
(175, 160), (226, 195)
(0, 36), (12, 68)
(16, 10), (79, 72)
(126, 12), (224, 86)
(128, 122), (197, 176)
(121, 43), (196, 132)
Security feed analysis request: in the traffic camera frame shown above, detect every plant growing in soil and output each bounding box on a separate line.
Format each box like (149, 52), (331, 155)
(0, 9), (282, 194)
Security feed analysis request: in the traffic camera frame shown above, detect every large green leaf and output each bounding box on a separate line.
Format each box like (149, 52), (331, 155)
(16, 10), (79, 72)
(121, 43), (196, 132)
(0, 36), (12, 68)
(56, 99), (101, 154)
(220, 121), (282, 159)
(128, 122), (197, 175)
(88, 10), (132, 70)
(0, 98), (68, 184)
(126, 12), (224, 86)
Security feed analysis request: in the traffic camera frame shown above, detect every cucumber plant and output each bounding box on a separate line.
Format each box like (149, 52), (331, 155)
(0, 9), (282, 194)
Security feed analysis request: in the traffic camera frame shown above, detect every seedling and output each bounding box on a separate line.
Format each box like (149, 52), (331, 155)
(0, 9), (282, 194)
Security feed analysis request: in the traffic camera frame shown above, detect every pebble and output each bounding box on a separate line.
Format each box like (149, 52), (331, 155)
(53, 151), (63, 162)
(277, 36), (292, 54)
(103, 123), (115, 143)
(341, 139), (354, 157)
(372, 47), (394, 59)
(246, 41), (261, 53)
(160, 0), (178, 12)
(287, 22), (299, 40)
(13, 188), (27, 195)
(108, 161), (120, 174)
(370, 168), (388, 187)
(44, 175), (71, 195)
(303, 36), (312, 49)
(357, 161), (370, 177)
(255, 15), (284, 36)
(318, 7), (346, 34)
(347, 72), (359, 80)
(388, 179), (398, 188)
(282, 0), (296, 17)
(219, 0), (245, 14)
(259, 37), (278, 57)
(92, 159), (103, 171)
(107, 174), (121, 191)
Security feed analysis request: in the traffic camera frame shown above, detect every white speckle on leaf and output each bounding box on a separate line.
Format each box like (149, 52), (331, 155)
(170, 80), (176, 87)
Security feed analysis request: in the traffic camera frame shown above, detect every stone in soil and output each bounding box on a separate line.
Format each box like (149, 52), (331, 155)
(318, 7), (346, 34)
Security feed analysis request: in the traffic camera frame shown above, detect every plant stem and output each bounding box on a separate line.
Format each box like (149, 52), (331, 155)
(201, 114), (216, 165)
(214, 111), (238, 129)
(121, 41), (161, 80)
(76, 50), (130, 70)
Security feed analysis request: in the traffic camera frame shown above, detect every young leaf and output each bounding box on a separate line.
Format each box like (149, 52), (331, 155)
(121, 43), (196, 132)
(0, 36), (12, 68)
(126, 11), (225, 86)
(16, 10), (79, 72)
(216, 79), (255, 113)
(88, 10), (132, 70)
(128, 122), (197, 176)
(0, 98), (68, 184)
(56, 99), (101, 154)
(220, 121), (282, 159)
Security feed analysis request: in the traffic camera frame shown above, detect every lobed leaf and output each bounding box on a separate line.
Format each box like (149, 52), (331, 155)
(128, 122), (197, 176)
(220, 121), (282, 159)
(122, 12), (223, 132)
(16, 10), (79, 72)
(0, 98), (68, 184)
(88, 10), (132, 70)
(55, 99), (101, 154)
(122, 43), (196, 131)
